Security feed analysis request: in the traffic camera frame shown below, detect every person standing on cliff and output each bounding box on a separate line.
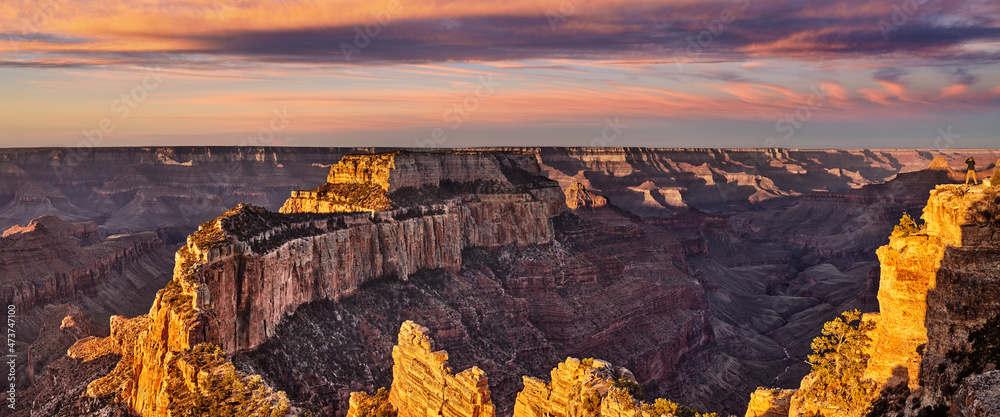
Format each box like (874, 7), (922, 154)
(965, 157), (978, 185)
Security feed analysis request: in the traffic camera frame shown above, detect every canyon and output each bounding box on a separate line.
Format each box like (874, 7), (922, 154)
(2, 147), (998, 417)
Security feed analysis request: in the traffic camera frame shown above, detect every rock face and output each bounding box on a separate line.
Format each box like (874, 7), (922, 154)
(952, 371), (1000, 417)
(198, 153), (560, 354)
(388, 321), (495, 417)
(777, 184), (1000, 417)
(513, 357), (634, 417)
(281, 150), (561, 214)
(744, 389), (794, 417)
(565, 183), (608, 210)
(0, 216), (165, 317)
(0, 214), (175, 391)
(866, 185), (999, 393)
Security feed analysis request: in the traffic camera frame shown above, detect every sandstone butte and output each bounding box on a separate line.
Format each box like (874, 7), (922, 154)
(347, 320), (670, 417)
(745, 183), (1000, 417)
(70, 150), (567, 416)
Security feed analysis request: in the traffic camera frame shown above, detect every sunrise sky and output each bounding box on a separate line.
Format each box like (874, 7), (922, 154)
(1, 0), (998, 148)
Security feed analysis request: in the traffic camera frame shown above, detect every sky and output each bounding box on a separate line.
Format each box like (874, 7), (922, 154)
(0, 0), (998, 148)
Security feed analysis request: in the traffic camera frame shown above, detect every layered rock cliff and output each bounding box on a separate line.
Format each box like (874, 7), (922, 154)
(754, 183), (1000, 417)
(0, 220), (166, 319)
(78, 151), (569, 416)
(0, 215), (175, 391)
(280, 150), (562, 215)
(387, 321), (495, 417)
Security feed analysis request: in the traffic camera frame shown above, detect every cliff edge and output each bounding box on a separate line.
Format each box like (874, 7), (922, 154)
(747, 183), (1000, 417)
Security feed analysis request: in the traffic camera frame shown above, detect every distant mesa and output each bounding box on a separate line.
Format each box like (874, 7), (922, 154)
(2, 214), (98, 242)
(280, 150), (559, 214)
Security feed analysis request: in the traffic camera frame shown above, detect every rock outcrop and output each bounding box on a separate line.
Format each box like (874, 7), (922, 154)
(281, 150), (563, 215)
(197, 154), (561, 354)
(349, 322), (683, 417)
(952, 370), (1000, 417)
(865, 185), (999, 395)
(565, 183), (609, 210)
(513, 357), (637, 417)
(774, 184), (1000, 417)
(744, 389), (794, 417)
(388, 321), (495, 417)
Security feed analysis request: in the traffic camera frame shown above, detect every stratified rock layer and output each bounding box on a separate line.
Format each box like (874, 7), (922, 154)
(388, 321), (495, 417)
(281, 150), (560, 214)
(779, 184), (1000, 417)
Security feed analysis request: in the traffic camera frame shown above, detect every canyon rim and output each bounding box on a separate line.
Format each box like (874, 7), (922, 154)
(1, 148), (998, 417)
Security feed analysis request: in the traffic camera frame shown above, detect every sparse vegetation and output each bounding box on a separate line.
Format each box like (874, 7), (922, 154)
(166, 343), (291, 417)
(611, 378), (644, 401)
(991, 168), (1000, 190)
(892, 213), (923, 237)
(801, 310), (878, 415)
(641, 397), (719, 417)
(351, 387), (396, 417)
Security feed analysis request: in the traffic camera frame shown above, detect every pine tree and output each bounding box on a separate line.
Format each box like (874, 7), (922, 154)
(803, 310), (878, 414)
